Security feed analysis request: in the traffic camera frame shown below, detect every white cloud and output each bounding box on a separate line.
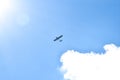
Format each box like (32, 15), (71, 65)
(59, 44), (120, 80)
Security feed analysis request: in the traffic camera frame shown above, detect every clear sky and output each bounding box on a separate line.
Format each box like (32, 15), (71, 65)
(0, 0), (120, 80)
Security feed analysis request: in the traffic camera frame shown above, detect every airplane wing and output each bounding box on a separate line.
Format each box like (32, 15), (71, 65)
(53, 35), (63, 42)
(53, 37), (59, 41)
(53, 38), (57, 41)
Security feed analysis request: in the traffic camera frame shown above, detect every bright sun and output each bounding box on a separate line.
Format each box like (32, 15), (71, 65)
(0, 0), (14, 22)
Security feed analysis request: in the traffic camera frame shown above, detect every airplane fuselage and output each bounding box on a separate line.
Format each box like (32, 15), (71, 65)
(54, 35), (63, 41)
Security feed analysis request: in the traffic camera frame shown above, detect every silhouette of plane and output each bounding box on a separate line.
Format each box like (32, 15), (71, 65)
(53, 35), (63, 42)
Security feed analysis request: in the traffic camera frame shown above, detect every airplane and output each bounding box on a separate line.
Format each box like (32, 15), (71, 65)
(53, 35), (63, 42)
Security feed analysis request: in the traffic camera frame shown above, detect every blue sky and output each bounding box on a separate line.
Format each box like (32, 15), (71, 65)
(0, 0), (120, 80)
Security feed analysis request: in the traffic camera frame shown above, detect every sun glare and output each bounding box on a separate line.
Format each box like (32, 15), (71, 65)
(0, 0), (14, 23)
(0, 0), (29, 38)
